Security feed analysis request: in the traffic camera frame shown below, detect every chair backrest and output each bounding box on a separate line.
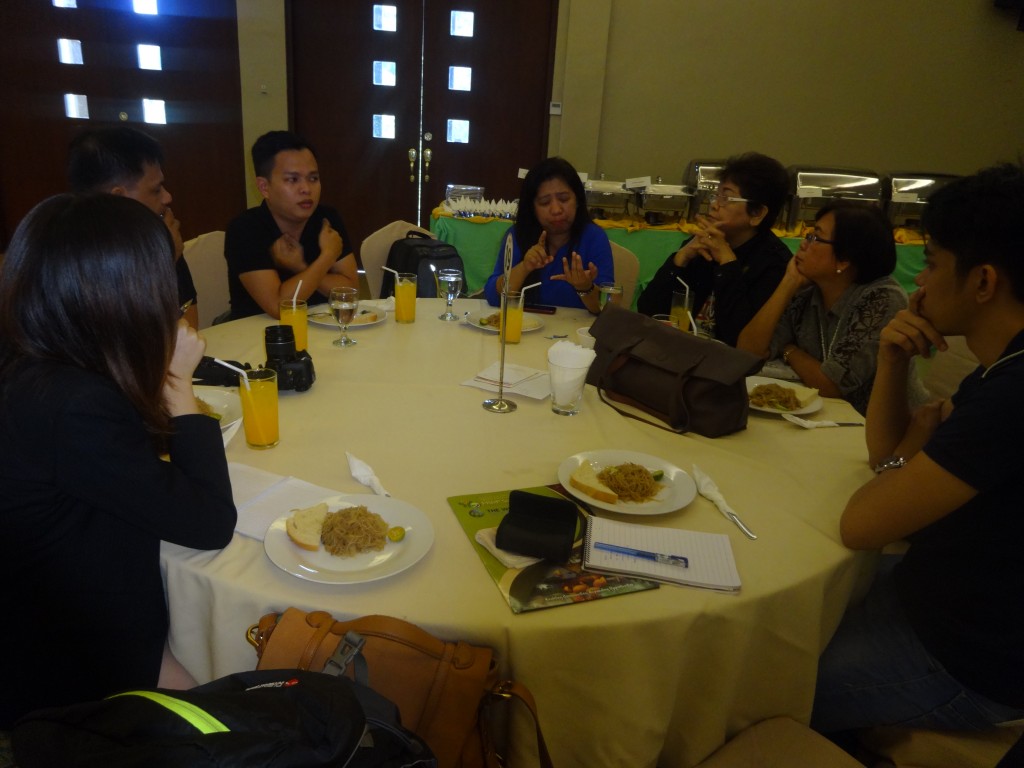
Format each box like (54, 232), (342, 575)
(610, 242), (640, 309)
(359, 220), (431, 300)
(182, 231), (229, 329)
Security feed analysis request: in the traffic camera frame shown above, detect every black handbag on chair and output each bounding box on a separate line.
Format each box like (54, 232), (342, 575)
(586, 304), (764, 438)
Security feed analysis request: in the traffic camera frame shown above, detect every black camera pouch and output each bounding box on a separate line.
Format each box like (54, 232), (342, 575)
(495, 490), (578, 563)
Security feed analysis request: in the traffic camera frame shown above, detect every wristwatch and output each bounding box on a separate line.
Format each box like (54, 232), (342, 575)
(576, 284), (594, 297)
(873, 455), (907, 474)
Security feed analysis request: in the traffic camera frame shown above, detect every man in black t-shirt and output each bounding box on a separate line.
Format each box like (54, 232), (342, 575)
(224, 131), (358, 319)
(812, 164), (1024, 734)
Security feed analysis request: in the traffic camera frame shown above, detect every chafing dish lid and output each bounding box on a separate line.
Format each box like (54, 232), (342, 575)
(684, 160), (725, 190)
(585, 180), (629, 194)
(789, 166), (882, 199)
(642, 184), (693, 197)
(887, 172), (960, 203)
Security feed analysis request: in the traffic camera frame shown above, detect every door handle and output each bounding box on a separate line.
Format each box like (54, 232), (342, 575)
(423, 148), (432, 182)
(407, 148), (417, 182)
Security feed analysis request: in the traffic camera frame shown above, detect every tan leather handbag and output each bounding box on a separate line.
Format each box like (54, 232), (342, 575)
(247, 608), (553, 768)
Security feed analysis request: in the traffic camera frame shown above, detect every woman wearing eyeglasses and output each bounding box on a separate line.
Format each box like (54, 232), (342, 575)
(636, 152), (791, 345)
(737, 201), (922, 414)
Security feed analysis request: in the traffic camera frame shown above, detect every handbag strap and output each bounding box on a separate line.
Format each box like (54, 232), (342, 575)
(483, 680), (554, 768)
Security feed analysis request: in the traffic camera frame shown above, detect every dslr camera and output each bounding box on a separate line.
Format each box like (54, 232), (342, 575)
(264, 325), (315, 392)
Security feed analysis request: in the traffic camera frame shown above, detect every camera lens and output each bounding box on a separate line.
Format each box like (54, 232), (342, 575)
(265, 324), (297, 362)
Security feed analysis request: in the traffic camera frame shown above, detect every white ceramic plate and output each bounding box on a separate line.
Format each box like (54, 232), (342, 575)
(308, 305), (387, 329)
(557, 450), (697, 516)
(264, 494), (433, 584)
(465, 310), (544, 334)
(746, 375), (823, 416)
(193, 385), (242, 433)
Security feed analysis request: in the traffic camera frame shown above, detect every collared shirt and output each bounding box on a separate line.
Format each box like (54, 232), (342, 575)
(767, 275), (908, 413)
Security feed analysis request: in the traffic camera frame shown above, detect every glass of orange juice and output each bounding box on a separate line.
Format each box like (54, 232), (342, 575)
(279, 299), (308, 351)
(394, 273), (417, 323)
(670, 290), (694, 333)
(239, 369), (279, 449)
(500, 290), (523, 344)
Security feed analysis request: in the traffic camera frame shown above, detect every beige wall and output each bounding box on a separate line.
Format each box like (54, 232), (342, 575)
(238, 1), (1024, 193)
(236, 0), (288, 207)
(550, 0), (1024, 181)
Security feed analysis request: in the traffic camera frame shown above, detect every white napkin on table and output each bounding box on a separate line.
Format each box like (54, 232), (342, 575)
(461, 362), (550, 400)
(346, 452), (390, 496)
(228, 463), (342, 541)
(547, 340), (595, 404)
(474, 527), (542, 569)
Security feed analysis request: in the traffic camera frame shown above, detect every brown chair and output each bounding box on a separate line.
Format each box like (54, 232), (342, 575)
(609, 241), (640, 309)
(695, 718), (865, 768)
(359, 220), (431, 299)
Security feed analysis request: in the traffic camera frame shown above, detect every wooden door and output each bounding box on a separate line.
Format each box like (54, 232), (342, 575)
(288, 1), (557, 255)
(0, 0), (244, 249)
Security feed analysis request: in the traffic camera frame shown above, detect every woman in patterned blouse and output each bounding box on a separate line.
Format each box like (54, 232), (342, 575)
(737, 201), (921, 414)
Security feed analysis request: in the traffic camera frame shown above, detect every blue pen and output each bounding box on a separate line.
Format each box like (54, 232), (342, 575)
(593, 542), (688, 568)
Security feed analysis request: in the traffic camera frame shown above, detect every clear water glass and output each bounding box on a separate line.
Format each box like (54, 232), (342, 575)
(438, 268), (462, 321)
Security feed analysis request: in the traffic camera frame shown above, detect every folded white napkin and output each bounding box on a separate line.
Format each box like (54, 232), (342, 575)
(221, 419), (242, 448)
(346, 452), (390, 496)
(462, 362), (550, 400)
(547, 339), (597, 368)
(228, 463), (342, 541)
(474, 527), (542, 569)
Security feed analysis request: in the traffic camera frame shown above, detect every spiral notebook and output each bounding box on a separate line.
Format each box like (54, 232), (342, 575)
(583, 516), (741, 592)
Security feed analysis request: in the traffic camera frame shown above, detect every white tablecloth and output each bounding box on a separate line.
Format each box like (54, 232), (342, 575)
(160, 298), (875, 768)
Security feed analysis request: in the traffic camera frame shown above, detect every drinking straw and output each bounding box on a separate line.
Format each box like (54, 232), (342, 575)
(382, 265), (401, 282)
(520, 281), (541, 308)
(213, 358), (250, 390)
(291, 279), (302, 306)
(429, 263), (440, 296)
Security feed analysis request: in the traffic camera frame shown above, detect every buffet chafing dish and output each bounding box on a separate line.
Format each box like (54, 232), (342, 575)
(584, 179), (633, 216)
(885, 172), (960, 230)
(445, 184), (484, 203)
(637, 182), (694, 223)
(785, 166), (883, 230)
(683, 159), (725, 220)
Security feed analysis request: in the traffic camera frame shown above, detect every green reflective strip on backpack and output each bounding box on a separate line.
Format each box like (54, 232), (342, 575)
(108, 691), (230, 734)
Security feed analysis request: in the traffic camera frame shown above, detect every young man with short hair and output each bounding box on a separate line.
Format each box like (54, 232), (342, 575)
(224, 131), (358, 320)
(68, 127), (198, 328)
(812, 164), (1024, 734)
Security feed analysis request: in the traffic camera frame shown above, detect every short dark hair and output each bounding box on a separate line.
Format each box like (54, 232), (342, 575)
(513, 156), (591, 252)
(67, 127), (164, 193)
(922, 163), (1024, 303)
(251, 131), (318, 179)
(0, 194), (177, 435)
(719, 152), (789, 233)
(817, 200), (896, 284)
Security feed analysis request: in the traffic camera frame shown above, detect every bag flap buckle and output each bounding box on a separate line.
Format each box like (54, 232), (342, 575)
(323, 630), (366, 678)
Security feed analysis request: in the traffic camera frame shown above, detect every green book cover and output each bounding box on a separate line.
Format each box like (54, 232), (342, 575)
(447, 484), (658, 614)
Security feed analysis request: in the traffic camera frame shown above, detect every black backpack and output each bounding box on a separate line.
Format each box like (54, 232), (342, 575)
(12, 669), (435, 768)
(380, 231), (464, 299)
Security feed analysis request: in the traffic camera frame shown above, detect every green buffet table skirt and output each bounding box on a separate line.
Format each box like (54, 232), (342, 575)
(430, 211), (926, 307)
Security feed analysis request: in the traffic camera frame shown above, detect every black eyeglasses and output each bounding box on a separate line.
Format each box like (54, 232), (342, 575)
(804, 232), (836, 245)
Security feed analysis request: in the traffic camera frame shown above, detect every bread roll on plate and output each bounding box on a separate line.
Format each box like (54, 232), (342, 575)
(285, 502), (329, 551)
(569, 461), (618, 504)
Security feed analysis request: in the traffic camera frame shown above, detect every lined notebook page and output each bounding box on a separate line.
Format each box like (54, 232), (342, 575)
(585, 516), (741, 592)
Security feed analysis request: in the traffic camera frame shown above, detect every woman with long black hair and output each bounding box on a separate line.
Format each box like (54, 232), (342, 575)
(0, 194), (236, 727)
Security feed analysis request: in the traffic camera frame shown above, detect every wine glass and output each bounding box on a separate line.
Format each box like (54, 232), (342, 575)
(437, 268), (463, 321)
(328, 287), (359, 347)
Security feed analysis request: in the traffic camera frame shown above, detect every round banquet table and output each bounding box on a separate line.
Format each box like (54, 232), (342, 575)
(161, 298), (876, 768)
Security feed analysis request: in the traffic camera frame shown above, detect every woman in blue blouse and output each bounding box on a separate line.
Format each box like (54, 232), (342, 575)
(484, 157), (613, 313)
